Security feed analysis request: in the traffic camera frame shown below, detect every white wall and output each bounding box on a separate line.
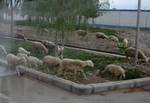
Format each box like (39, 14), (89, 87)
(89, 10), (150, 29)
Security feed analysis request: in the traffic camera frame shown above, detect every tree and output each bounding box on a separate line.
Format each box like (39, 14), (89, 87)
(20, 0), (110, 58)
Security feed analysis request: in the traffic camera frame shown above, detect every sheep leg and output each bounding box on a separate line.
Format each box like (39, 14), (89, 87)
(56, 68), (62, 75)
(64, 71), (68, 79)
(119, 75), (123, 80)
(73, 70), (77, 80)
(16, 66), (21, 77)
(81, 70), (88, 80)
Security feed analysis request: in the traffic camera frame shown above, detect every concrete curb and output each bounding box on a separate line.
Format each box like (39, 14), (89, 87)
(0, 59), (150, 95)
(18, 66), (150, 94)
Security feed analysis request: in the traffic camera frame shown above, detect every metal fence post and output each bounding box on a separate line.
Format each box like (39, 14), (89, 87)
(10, 0), (13, 36)
(134, 0), (141, 65)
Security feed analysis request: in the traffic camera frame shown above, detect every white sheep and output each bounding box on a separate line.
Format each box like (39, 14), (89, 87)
(43, 55), (61, 67)
(6, 53), (26, 76)
(18, 47), (30, 56)
(6, 53), (20, 67)
(26, 56), (43, 69)
(61, 59), (94, 80)
(31, 41), (48, 54)
(125, 47), (148, 63)
(102, 64), (126, 80)
(17, 53), (28, 66)
(41, 28), (49, 35)
(0, 45), (7, 59)
(123, 38), (128, 48)
(76, 30), (87, 37)
(95, 32), (108, 39)
(109, 35), (119, 42)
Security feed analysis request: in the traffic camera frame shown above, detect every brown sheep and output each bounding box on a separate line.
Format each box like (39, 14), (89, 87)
(102, 64), (126, 80)
(31, 41), (48, 54)
(125, 47), (148, 63)
(95, 32), (108, 39)
(76, 30), (87, 37)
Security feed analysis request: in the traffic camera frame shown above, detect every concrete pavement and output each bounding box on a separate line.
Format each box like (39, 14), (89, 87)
(0, 75), (149, 103)
(0, 65), (149, 103)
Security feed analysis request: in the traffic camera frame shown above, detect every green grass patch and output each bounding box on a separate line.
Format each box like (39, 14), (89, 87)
(0, 38), (144, 81)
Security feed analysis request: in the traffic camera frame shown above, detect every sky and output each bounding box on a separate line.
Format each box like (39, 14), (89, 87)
(109, 0), (150, 10)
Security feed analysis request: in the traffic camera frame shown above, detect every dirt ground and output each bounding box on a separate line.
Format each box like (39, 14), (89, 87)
(0, 23), (150, 55)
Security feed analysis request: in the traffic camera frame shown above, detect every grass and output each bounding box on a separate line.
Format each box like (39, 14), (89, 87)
(63, 48), (125, 72)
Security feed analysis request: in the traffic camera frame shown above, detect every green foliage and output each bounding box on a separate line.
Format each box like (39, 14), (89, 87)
(125, 69), (143, 80)
(20, 0), (110, 31)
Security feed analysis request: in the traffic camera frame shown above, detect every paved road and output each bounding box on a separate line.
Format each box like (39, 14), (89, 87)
(0, 65), (150, 103)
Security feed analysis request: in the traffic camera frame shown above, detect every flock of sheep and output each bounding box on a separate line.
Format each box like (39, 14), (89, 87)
(0, 42), (95, 80)
(77, 30), (128, 48)
(0, 29), (149, 81)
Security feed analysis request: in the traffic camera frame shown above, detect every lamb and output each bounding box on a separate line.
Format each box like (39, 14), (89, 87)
(95, 32), (108, 39)
(123, 38), (128, 48)
(26, 56), (43, 69)
(125, 47), (148, 63)
(31, 41), (48, 54)
(109, 35), (119, 42)
(18, 47), (30, 56)
(76, 30), (87, 37)
(0, 45), (7, 59)
(42, 55), (62, 73)
(102, 64), (126, 80)
(61, 59), (94, 80)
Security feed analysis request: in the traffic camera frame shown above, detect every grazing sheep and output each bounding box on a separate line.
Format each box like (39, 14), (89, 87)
(95, 32), (108, 39)
(61, 59), (94, 80)
(42, 55), (62, 73)
(27, 56), (43, 69)
(0, 45), (7, 59)
(6, 53), (26, 76)
(6, 53), (26, 68)
(31, 41), (48, 54)
(102, 64), (126, 80)
(17, 53), (28, 66)
(15, 29), (26, 40)
(41, 28), (49, 35)
(123, 38), (128, 48)
(109, 35), (119, 42)
(76, 30), (87, 37)
(18, 47), (30, 56)
(125, 47), (148, 63)
(41, 40), (56, 49)
(6, 54), (20, 67)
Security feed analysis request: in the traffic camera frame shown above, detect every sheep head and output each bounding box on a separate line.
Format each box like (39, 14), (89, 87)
(85, 60), (94, 68)
(39, 60), (43, 66)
